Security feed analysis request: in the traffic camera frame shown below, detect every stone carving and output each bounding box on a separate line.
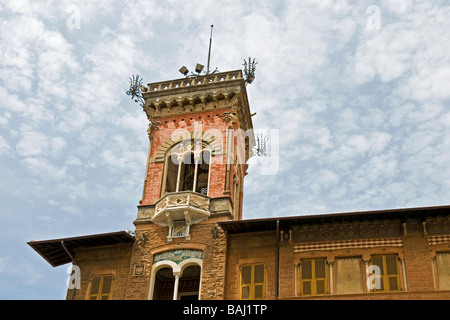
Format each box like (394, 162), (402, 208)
(133, 264), (145, 277)
(155, 192), (210, 217)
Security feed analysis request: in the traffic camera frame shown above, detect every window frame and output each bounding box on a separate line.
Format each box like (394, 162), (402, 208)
(370, 254), (401, 292)
(88, 274), (114, 300)
(239, 263), (266, 300)
(299, 258), (328, 296)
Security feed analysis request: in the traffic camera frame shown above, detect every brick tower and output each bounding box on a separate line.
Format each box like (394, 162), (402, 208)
(127, 69), (256, 300)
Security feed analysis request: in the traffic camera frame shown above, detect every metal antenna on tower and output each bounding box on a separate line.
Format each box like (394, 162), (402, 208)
(207, 25), (214, 74)
(179, 25), (218, 77)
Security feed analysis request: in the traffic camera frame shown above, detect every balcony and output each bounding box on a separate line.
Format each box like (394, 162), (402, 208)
(152, 192), (211, 241)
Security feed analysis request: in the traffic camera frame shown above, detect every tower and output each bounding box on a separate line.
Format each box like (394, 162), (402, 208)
(128, 69), (256, 300)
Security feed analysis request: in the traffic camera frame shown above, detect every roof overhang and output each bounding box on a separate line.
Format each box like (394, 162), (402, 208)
(27, 231), (135, 267)
(218, 205), (450, 234)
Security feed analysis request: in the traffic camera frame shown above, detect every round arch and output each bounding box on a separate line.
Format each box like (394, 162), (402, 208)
(154, 130), (223, 163)
(148, 257), (203, 300)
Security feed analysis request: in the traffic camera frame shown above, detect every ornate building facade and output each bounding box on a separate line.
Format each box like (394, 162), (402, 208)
(28, 69), (450, 300)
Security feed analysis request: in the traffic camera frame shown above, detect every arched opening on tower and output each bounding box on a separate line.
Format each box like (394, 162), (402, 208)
(164, 144), (211, 195)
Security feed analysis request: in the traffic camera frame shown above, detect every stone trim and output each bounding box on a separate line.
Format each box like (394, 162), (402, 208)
(152, 131), (223, 163)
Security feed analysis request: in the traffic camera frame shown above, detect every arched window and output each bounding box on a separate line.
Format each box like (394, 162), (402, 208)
(164, 140), (211, 195)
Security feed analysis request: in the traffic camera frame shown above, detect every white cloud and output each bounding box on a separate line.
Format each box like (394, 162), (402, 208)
(15, 131), (49, 157)
(20, 157), (69, 182)
(0, 136), (11, 155)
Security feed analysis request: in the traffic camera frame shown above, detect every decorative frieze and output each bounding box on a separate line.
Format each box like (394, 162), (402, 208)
(294, 238), (403, 253)
(425, 216), (450, 235)
(428, 235), (450, 246)
(153, 249), (203, 265)
(292, 219), (402, 243)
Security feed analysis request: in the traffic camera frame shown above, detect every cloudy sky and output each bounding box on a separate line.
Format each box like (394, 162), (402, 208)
(1, 0), (449, 299)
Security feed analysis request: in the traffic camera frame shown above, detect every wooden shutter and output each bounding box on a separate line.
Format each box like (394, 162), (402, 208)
(301, 259), (312, 295)
(315, 259), (326, 295)
(300, 259), (327, 296)
(89, 276), (101, 300)
(371, 255), (400, 292)
(88, 275), (114, 300)
(253, 264), (265, 299)
(385, 255), (399, 291)
(240, 264), (265, 300)
(240, 265), (252, 300)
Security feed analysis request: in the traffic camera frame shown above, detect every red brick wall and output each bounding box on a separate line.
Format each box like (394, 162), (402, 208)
(140, 110), (235, 206)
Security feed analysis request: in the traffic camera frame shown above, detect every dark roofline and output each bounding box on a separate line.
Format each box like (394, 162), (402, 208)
(27, 231), (135, 267)
(218, 204), (450, 234)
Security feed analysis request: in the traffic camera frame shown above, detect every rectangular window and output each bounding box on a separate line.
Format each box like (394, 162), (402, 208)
(370, 255), (400, 292)
(240, 264), (265, 300)
(89, 275), (113, 300)
(300, 258), (327, 296)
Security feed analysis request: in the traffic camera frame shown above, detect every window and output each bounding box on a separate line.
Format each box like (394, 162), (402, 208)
(88, 275), (113, 300)
(370, 254), (400, 292)
(240, 264), (265, 300)
(299, 258), (327, 296)
(165, 141), (211, 195)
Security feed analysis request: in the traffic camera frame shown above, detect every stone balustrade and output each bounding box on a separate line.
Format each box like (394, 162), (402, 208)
(143, 70), (243, 96)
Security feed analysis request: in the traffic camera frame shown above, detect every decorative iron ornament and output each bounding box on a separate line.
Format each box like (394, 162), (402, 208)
(243, 57), (258, 84)
(126, 74), (145, 106)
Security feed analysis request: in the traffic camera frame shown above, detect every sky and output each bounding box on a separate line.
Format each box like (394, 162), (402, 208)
(0, 0), (449, 300)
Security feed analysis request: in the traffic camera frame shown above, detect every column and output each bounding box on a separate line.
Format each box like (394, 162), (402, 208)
(400, 258), (408, 292)
(327, 261), (334, 295)
(173, 272), (181, 300)
(364, 259), (370, 292)
(175, 153), (183, 192)
(431, 256), (437, 290)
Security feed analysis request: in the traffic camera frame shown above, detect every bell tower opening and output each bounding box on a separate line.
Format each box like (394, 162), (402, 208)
(164, 142), (212, 195)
